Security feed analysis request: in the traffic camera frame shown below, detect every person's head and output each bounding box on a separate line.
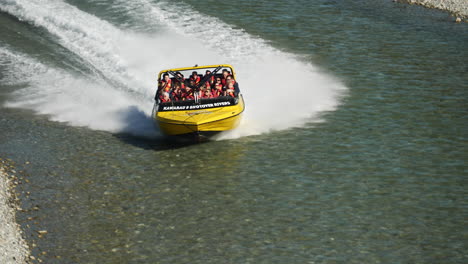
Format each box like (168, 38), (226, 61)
(222, 69), (229, 77)
(176, 72), (184, 79)
(163, 92), (170, 100)
(192, 71), (198, 77)
(163, 73), (170, 81)
(205, 70), (211, 76)
(205, 89), (211, 95)
(173, 83), (181, 90)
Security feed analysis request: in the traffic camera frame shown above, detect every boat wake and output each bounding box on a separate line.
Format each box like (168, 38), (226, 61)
(0, 0), (346, 140)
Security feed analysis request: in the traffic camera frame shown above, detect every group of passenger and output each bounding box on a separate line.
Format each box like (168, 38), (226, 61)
(156, 69), (239, 103)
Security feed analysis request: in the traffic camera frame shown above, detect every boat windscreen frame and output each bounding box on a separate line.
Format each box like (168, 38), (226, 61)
(157, 64), (236, 82)
(154, 64), (240, 108)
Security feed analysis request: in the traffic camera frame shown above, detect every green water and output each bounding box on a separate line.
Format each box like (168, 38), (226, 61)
(1, 0), (467, 263)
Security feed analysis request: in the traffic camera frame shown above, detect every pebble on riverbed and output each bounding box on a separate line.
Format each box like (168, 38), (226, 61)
(0, 158), (31, 264)
(397, 0), (468, 22)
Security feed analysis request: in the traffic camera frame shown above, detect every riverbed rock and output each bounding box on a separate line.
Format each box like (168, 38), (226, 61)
(0, 163), (30, 264)
(399, 0), (468, 22)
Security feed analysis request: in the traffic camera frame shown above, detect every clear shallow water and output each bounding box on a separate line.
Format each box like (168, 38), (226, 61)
(1, 0), (467, 263)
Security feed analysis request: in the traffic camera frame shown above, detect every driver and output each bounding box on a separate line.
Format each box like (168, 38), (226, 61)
(189, 71), (201, 84)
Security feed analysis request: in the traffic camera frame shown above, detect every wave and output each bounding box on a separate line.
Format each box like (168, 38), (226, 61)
(0, 0), (346, 139)
(0, 46), (158, 137)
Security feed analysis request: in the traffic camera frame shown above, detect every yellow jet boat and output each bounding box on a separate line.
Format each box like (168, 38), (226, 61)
(152, 64), (245, 137)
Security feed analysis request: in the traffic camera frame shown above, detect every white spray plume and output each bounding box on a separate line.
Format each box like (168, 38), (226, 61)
(1, 0), (346, 139)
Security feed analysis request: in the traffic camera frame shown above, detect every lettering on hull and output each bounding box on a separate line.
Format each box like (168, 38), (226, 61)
(161, 101), (231, 111)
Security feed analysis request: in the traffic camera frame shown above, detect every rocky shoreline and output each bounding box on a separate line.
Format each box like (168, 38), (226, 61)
(0, 159), (30, 264)
(398, 0), (468, 22)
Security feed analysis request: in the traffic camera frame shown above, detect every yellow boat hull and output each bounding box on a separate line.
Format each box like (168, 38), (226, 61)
(154, 96), (244, 136)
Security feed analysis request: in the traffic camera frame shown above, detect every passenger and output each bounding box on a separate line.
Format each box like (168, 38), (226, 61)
(221, 69), (231, 85)
(189, 71), (201, 84)
(203, 88), (213, 99)
(171, 83), (182, 101)
(225, 75), (236, 85)
(198, 84), (207, 98)
(175, 71), (186, 89)
(159, 91), (171, 102)
(185, 79), (197, 91)
(159, 73), (172, 92)
(182, 86), (194, 101)
(212, 77), (223, 97)
(225, 75), (239, 91)
(204, 70), (215, 88)
(224, 78), (236, 97)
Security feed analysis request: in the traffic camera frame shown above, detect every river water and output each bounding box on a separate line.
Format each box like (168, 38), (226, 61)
(0, 0), (467, 263)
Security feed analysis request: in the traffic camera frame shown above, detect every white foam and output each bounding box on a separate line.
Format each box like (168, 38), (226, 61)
(110, 0), (348, 137)
(0, 47), (157, 137)
(1, 0), (347, 139)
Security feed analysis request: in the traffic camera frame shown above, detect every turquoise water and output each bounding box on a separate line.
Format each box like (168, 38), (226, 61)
(1, 0), (467, 263)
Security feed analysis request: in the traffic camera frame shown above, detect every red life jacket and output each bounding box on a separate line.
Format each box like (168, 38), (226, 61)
(211, 89), (220, 98)
(171, 90), (182, 101)
(226, 84), (235, 97)
(160, 79), (172, 92)
(162, 79), (171, 86)
(205, 76), (214, 87)
(190, 75), (200, 84)
(212, 84), (223, 97)
(174, 79), (185, 89)
(202, 92), (213, 99)
(221, 75), (233, 86)
(182, 92), (194, 100)
(159, 94), (171, 102)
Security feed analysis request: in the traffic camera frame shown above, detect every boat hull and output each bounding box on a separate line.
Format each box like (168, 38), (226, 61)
(154, 96), (244, 136)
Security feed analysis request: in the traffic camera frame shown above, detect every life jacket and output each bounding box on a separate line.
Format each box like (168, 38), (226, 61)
(211, 89), (220, 98)
(159, 94), (171, 102)
(174, 79), (185, 89)
(211, 84), (223, 97)
(225, 84), (236, 97)
(202, 92), (213, 99)
(205, 76), (214, 87)
(221, 75), (232, 86)
(160, 79), (172, 92)
(162, 79), (172, 86)
(171, 90), (182, 101)
(190, 75), (200, 84)
(182, 91), (194, 100)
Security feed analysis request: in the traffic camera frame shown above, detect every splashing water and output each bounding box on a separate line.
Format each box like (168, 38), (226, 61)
(0, 0), (347, 139)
